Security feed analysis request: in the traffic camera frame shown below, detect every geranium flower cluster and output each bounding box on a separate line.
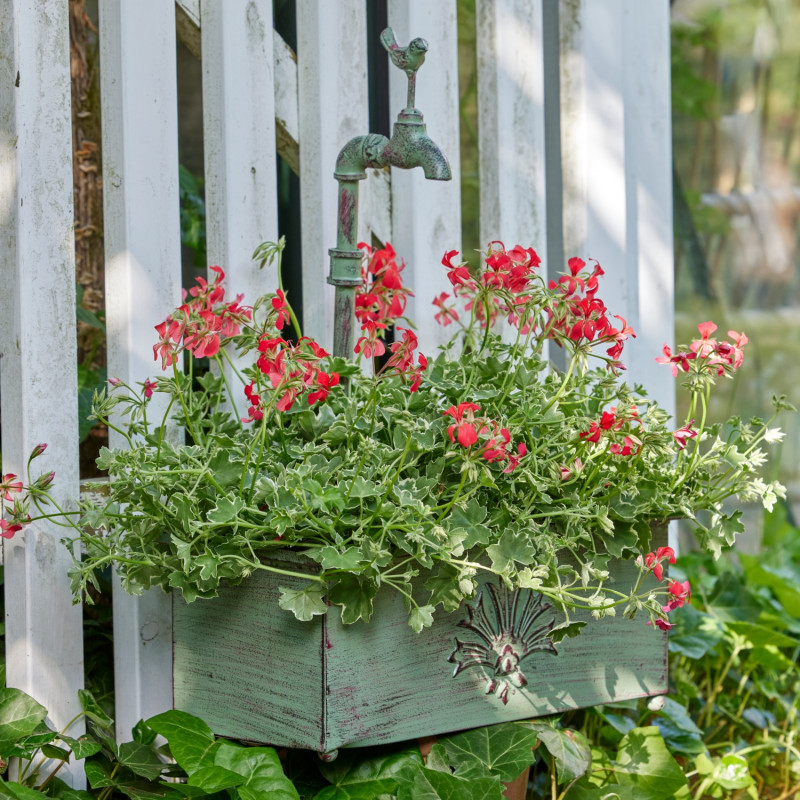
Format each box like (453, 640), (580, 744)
(246, 336), (338, 417)
(636, 546), (691, 631)
(0, 444), (50, 539)
(656, 321), (748, 378)
(355, 243), (427, 391)
(154, 266), (253, 368)
(546, 257), (635, 372)
(443, 403), (526, 473)
(438, 242), (541, 331)
(579, 404), (642, 457)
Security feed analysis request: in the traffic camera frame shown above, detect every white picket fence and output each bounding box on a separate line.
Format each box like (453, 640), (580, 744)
(0, 0), (673, 787)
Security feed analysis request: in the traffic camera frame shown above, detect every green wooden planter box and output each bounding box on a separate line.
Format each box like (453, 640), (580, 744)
(172, 534), (668, 753)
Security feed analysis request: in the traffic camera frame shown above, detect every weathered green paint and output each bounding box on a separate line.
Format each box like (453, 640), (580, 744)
(328, 27), (452, 359)
(173, 534), (668, 752)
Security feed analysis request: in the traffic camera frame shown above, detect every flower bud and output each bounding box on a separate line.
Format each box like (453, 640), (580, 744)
(35, 471), (56, 490)
(30, 443), (47, 459)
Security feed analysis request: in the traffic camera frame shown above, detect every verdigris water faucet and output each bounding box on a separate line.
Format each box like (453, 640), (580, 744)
(328, 27), (452, 359)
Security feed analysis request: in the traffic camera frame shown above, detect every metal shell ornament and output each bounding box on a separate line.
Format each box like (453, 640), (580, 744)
(448, 584), (558, 704)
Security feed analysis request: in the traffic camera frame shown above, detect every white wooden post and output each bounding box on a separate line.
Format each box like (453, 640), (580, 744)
(387, 0), (462, 355)
(558, 0), (674, 414)
(99, 1), (182, 742)
(0, 0), (85, 786)
(296, 0), (369, 350)
(477, 0), (548, 258)
(201, 0), (280, 401)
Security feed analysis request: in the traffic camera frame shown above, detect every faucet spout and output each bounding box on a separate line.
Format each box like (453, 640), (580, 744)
(380, 109), (451, 180)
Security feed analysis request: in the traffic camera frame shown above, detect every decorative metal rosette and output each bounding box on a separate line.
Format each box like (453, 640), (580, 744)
(448, 583), (557, 704)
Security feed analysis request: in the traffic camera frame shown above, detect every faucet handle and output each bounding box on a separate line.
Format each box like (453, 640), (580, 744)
(380, 28), (428, 110)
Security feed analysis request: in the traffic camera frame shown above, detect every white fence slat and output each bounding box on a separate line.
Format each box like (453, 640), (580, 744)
(99, 1), (182, 742)
(201, 0), (280, 402)
(477, 0), (548, 258)
(0, 0), (85, 786)
(621, 3), (675, 417)
(387, 0), (462, 355)
(296, 0), (369, 350)
(558, 0), (674, 407)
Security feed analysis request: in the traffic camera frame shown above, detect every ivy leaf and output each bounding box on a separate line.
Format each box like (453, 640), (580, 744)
(316, 747), (421, 799)
(59, 734), (103, 761)
(408, 604), (435, 633)
(206, 495), (245, 524)
(187, 765), (245, 792)
(213, 740), (299, 800)
(614, 726), (687, 798)
(441, 722), (539, 782)
(522, 720), (590, 782)
(145, 710), (218, 774)
(0, 689), (48, 754)
(277, 584), (328, 622)
(329, 575), (377, 624)
(396, 764), (504, 799)
(117, 741), (166, 780)
(0, 783), (51, 799)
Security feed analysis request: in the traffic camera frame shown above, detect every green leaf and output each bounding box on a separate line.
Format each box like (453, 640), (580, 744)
(117, 740), (166, 780)
(46, 777), (95, 800)
(713, 754), (754, 791)
(668, 604), (724, 659)
(614, 726), (687, 799)
(132, 719), (158, 746)
(187, 765), (245, 792)
(40, 743), (71, 761)
(208, 450), (244, 489)
(441, 722), (539, 782)
(206, 495), (245, 524)
(727, 621), (800, 649)
(486, 530), (536, 572)
(278, 584), (328, 622)
(707, 574), (762, 622)
(425, 564), (464, 613)
(116, 782), (185, 800)
(396, 764), (504, 800)
(318, 546), (366, 571)
(145, 710), (218, 773)
(84, 758), (121, 789)
(0, 783), (49, 800)
(522, 720), (590, 782)
(739, 556), (800, 617)
(653, 698), (705, 756)
(567, 783), (637, 800)
(0, 688), (48, 754)
(78, 689), (114, 729)
(447, 499), (492, 549)
(408, 604), (435, 633)
(316, 747), (421, 800)
(59, 734), (103, 761)
(213, 740), (299, 800)
(329, 575), (377, 624)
